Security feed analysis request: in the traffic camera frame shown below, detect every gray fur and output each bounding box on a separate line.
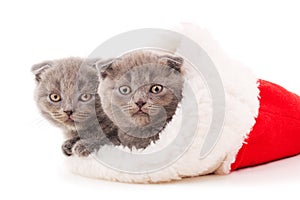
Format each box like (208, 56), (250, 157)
(32, 57), (119, 157)
(98, 51), (184, 149)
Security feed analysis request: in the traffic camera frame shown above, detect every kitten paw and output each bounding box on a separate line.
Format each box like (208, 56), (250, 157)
(62, 141), (74, 156)
(61, 137), (80, 156)
(73, 141), (92, 157)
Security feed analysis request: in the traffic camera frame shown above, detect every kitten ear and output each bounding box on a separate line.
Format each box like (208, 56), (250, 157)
(95, 59), (115, 79)
(31, 61), (53, 82)
(160, 55), (184, 72)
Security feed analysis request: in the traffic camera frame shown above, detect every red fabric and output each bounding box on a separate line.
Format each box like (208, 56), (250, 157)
(231, 79), (300, 171)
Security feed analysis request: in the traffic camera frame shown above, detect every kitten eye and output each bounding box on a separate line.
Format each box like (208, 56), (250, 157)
(80, 94), (92, 102)
(150, 84), (163, 94)
(49, 93), (61, 102)
(119, 85), (131, 95)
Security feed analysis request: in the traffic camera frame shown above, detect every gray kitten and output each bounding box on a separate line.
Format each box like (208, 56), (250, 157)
(32, 57), (119, 157)
(97, 51), (184, 149)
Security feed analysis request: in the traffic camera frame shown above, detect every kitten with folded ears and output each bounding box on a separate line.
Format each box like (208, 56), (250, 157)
(97, 51), (184, 149)
(32, 57), (120, 157)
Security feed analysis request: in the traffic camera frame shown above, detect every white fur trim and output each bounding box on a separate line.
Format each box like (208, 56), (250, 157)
(65, 24), (260, 183)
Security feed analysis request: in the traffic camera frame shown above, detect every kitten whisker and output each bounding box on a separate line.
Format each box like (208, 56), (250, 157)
(122, 108), (135, 112)
(75, 114), (90, 118)
(149, 106), (160, 110)
(52, 113), (63, 117)
(121, 105), (132, 109)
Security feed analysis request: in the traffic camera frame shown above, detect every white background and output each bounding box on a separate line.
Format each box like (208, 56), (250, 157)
(0, 0), (300, 199)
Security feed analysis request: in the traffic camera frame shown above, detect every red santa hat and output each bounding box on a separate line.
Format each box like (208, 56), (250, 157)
(231, 79), (300, 171)
(65, 24), (300, 183)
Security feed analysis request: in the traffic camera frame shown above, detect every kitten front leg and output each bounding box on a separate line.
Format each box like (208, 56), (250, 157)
(61, 136), (80, 156)
(72, 139), (91, 157)
(72, 137), (111, 157)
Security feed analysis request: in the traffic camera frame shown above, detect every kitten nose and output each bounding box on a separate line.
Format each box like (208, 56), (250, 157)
(64, 110), (73, 116)
(135, 100), (146, 108)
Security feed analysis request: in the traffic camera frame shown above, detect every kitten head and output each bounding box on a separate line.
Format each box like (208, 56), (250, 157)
(32, 57), (100, 130)
(97, 51), (184, 136)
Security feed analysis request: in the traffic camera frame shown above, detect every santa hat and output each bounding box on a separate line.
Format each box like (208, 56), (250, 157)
(231, 79), (300, 171)
(65, 24), (300, 183)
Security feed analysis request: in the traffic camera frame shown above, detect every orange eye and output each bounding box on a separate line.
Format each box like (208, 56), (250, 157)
(49, 93), (61, 102)
(119, 85), (131, 95)
(150, 84), (163, 94)
(80, 94), (92, 102)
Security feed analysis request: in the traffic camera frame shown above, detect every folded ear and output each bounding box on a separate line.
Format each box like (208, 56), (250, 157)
(31, 61), (54, 82)
(159, 55), (184, 72)
(95, 59), (115, 79)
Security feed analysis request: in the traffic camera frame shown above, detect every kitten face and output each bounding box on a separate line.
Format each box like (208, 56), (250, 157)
(32, 58), (99, 130)
(110, 65), (180, 127)
(98, 51), (184, 136)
